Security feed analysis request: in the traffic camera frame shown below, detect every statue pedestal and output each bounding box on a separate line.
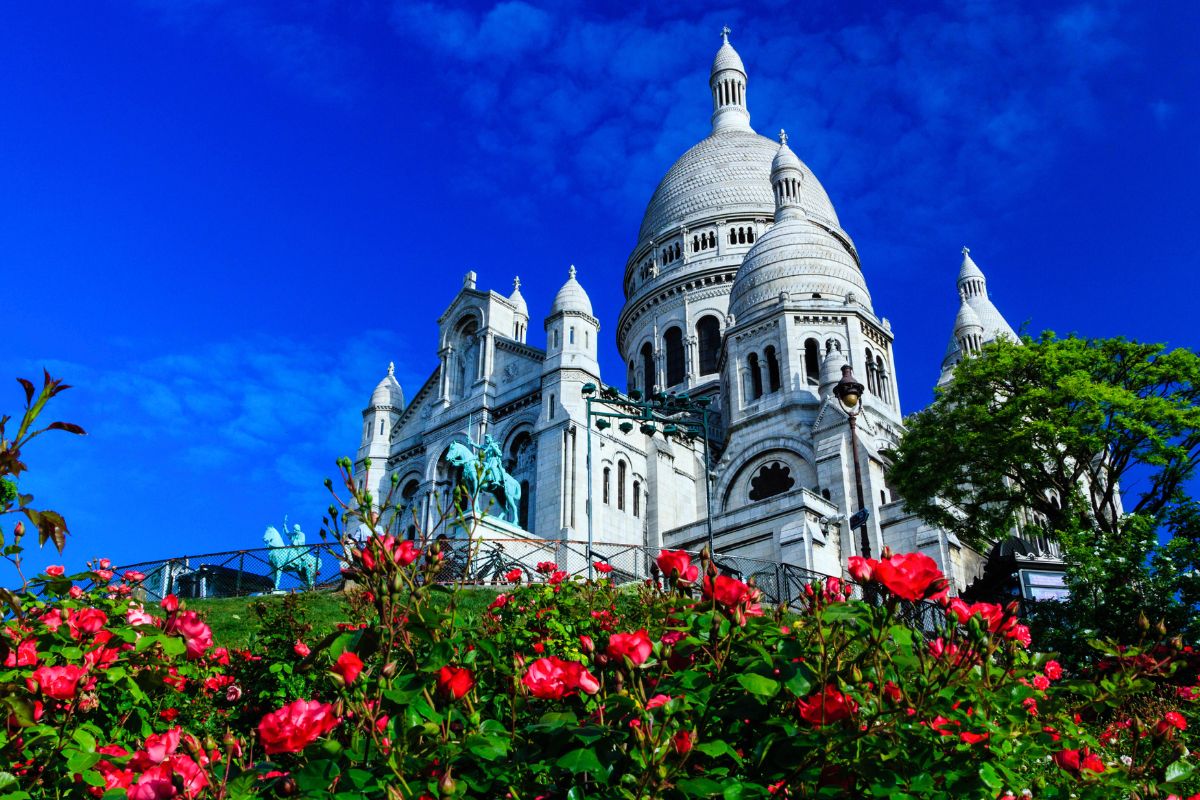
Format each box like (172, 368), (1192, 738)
(445, 512), (534, 541)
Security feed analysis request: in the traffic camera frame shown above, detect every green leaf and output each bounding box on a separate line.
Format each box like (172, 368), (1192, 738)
(556, 747), (603, 776)
(695, 740), (744, 764)
(66, 751), (101, 773)
(736, 673), (780, 699)
(978, 762), (1003, 791)
(676, 777), (725, 797)
(72, 728), (97, 752)
(1166, 758), (1194, 783)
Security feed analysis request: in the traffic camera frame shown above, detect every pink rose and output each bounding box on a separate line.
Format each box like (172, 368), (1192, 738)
(45, 565), (65, 578)
(26, 665), (86, 700)
(257, 699), (340, 754)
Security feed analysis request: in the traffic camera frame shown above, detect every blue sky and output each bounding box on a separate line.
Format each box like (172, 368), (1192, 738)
(1, 1), (1196, 573)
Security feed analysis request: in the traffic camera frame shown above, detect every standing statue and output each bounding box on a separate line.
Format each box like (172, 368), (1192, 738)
(263, 525), (321, 591)
(444, 436), (522, 525)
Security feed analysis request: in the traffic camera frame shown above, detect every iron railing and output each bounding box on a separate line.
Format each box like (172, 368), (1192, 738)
(110, 539), (946, 634)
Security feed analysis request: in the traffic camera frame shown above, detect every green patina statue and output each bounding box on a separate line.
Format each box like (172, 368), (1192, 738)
(445, 435), (522, 525)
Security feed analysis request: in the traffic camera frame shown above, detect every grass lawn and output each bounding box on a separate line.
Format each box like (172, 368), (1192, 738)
(190, 585), (502, 649)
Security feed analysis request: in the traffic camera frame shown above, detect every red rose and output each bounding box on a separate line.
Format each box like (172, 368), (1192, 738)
(124, 570), (146, 582)
(1044, 660), (1063, 681)
(548, 570), (568, 585)
(594, 562), (613, 574)
(796, 685), (858, 726)
(847, 556), (876, 582)
(166, 611), (213, 659)
(161, 595), (179, 613)
(332, 651), (364, 685)
(45, 565), (65, 578)
(294, 640), (311, 658)
(871, 552), (947, 601)
(3, 638), (37, 668)
(672, 730), (693, 754)
(504, 568), (523, 583)
(1157, 711), (1187, 735)
(137, 727), (181, 767)
(1053, 748), (1105, 775)
(127, 763), (174, 800)
(67, 607), (108, 638)
(170, 753), (209, 799)
(436, 666), (475, 700)
(656, 550), (699, 583)
(702, 574), (753, 608)
(488, 594), (509, 611)
(607, 629), (653, 666)
(535, 561), (558, 574)
(960, 731), (988, 745)
(1007, 624), (1032, 648)
(26, 665), (86, 700)
(522, 656), (601, 699)
(257, 699), (340, 754)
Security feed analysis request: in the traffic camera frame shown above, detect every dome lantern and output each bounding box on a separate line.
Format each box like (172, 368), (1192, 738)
(771, 130), (805, 222)
(710, 27), (751, 133)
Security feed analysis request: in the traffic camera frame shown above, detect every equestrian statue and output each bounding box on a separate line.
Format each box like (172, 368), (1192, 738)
(262, 522), (321, 591)
(444, 434), (522, 526)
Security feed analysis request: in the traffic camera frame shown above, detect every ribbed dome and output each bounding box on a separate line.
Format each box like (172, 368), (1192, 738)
(549, 266), (593, 317)
(509, 277), (528, 317)
(711, 41), (746, 75)
(728, 217), (870, 323)
(636, 130), (840, 246)
(954, 297), (983, 332)
(370, 363), (404, 408)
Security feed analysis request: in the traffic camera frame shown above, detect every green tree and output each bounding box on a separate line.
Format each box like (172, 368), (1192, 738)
(888, 333), (1200, 547)
(886, 334), (1200, 658)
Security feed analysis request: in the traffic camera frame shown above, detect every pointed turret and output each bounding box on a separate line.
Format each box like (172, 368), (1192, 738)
(710, 27), (751, 132)
(938, 247), (1018, 385)
(770, 129), (804, 222)
(509, 276), (529, 343)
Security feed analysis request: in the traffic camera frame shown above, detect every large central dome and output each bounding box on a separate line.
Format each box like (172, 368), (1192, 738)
(637, 129), (841, 245)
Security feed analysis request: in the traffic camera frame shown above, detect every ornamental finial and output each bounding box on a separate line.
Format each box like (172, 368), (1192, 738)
(962, 246), (970, 256)
(569, 264), (576, 279)
(779, 129), (788, 145)
(513, 275), (521, 291)
(721, 26), (731, 44)
(387, 361), (395, 377)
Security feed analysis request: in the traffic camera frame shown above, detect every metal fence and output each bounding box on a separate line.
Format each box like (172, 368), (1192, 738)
(112, 538), (947, 635)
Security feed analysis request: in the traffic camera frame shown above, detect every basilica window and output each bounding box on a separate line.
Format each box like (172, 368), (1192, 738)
(617, 460), (627, 511)
(400, 479), (420, 540)
(696, 315), (720, 375)
(633, 480), (641, 517)
(569, 327), (575, 345)
(876, 355), (890, 405)
(749, 462), (795, 501)
(640, 342), (656, 394)
(804, 338), (821, 385)
(603, 467), (611, 505)
(708, 231), (716, 249)
(747, 353), (763, 400)
(765, 345), (781, 392)
(865, 348), (877, 396)
(664, 326), (684, 387)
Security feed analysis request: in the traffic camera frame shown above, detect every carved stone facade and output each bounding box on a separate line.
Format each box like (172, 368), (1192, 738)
(353, 34), (1017, 592)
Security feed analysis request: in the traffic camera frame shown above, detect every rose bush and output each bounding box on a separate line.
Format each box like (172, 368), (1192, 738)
(2, 383), (1200, 798)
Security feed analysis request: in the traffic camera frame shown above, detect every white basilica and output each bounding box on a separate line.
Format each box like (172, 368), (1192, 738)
(353, 34), (1022, 593)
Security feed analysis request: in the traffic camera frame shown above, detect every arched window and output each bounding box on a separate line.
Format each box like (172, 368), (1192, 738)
(880, 489), (888, 505)
(765, 345), (781, 392)
(617, 460), (626, 511)
(865, 348), (876, 395)
(603, 467), (611, 504)
(569, 327), (575, 345)
(549, 393), (555, 419)
(640, 342), (655, 394)
(633, 480), (641, 517)
(804, 339), (820, 385)
(876, 355), (888, 404)
(664, 326), (684, 387)
(708, 231), (716, 248)
(738, 227), (746, 244)
(401, 480), (420, 540)
(749, 462), (795, 501)
(747, 353), (763, 400)
(379, 420), (385, 435)
(748, 228), (755, 243)
(696, 315), (720, 375)
(693, 235), (700, 252)
(729, 229), (737, 245)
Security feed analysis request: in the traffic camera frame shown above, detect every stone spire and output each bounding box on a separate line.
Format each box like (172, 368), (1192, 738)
(710, 27), (750, 132)
(938, 247), (1018, 385)
(770, 129), (804, 222)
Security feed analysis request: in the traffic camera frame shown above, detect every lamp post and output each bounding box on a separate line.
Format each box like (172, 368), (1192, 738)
(832, 364), (871, 561)
(581, 383), (716, 578)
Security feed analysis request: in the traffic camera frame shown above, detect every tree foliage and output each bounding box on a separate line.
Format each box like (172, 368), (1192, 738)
(887, 333), (1200, 548)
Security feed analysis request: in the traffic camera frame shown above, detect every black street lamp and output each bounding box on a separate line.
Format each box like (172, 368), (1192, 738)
(832, 364), (871, 560)
(581, 382), (716, 577)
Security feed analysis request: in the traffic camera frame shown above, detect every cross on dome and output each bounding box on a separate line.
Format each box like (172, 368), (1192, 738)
(569, 264), (577, 279)
(388, 361), (395, 377)
(962, 246), (970, 255)
(721, 26), (731, 44)
(513, 276), (521, 290)
(779, 129), (788, 145)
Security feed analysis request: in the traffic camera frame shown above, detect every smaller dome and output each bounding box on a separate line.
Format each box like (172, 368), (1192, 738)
(548, 265), (593, 317)
(954, 298), (983, 332)
(711, 40), (746, 75)
(958, 247), (986, 284)
(771, 131), (802, 175)
(370, 362), (404, 408)
(509, 276), (528, 317)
